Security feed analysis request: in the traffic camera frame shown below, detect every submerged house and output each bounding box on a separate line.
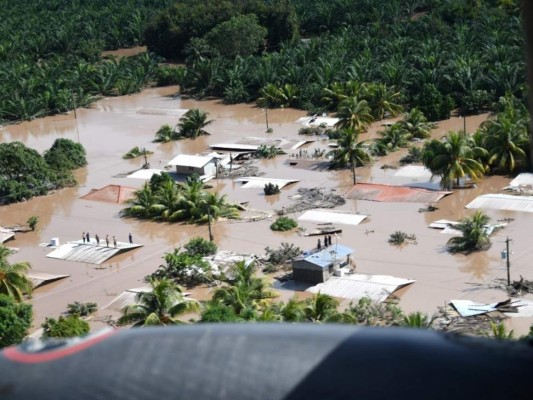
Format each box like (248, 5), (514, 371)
(167, 154), (218, 178)
(292, 244), (354, 284)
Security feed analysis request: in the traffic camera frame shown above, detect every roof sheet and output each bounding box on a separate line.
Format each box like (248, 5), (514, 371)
(104, 287), (151, 312)
(126, 169), (163, 180)
(210, 143), (259, 151)
(345, 183), (450, 203)
(46, 240), (143, 264)
(298, 210), (368, 226)
(296, 116), (339, 127)
(136, 107), (188, 117)
(302, 244), (354, 268)
(81, 185), (137, 204)
(508, 173), (533, 187)
(307, 274), (415, 302)
(393, 166), (433, 179)
(466, 194), (533, 213)
(236, 177), (299, 189)
(167, 154), (216, 168)
(28, 272), (70, 289)
(0, 228), (14, 243)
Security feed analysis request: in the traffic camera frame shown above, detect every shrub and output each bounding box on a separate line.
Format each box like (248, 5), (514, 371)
(27, 215), (39, 231)
(43, 138), (87, 171)
(400, 147), (422, 165)
(123, 146), (153, 159)
(388, 231), (417, 246)
(264, 183), (280, 196)
(42, 315), (90, 338)
(184, 237), (217, 257)
(298, 126), (323, 136)
(348, 297), (403, 327)
(0, 294), (32, 347)
(264, 242), (301, 268)
(66, 302), (98, 317)
(270, 216), (297, 231)
(150, 248), (213, 287)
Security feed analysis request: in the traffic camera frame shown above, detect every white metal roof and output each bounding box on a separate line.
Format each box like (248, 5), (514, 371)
(46, 240), (143, 265)
(210, 143), (259, 151)
(127, 169), (163, 180)
(167, 154), (216, 168)
(296, 116), (340, 127)
(27, 272), (70, 289)
(298, 210), (368, 226)
(508, 173), (533, 187)
(236, 177), (299, 189)
(136, 107), (188, 117)
(393, 166), (433, 179)
(428, 219), (459, 229)
(104, 287), (151, 312)
(307, 274), (415, 302)
(466, 194), (533, 213)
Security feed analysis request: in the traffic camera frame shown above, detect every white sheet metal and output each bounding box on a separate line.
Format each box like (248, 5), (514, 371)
(466, 194), (533, 213)
(429, 219), (459, 229)
(450, 300), (499, 317)
(210, 143), (259, 151)
(508, 173), (533, 187)
(296, 116), (339, 127)
(136, 107), (188, 117)
(104, 287), (151, 312)
(46, 240), (143, 264)
(505, 299), (533, 318)
(393, 166), (433, 179)
(0, 227), (14, 243)
(307, 274), (415, 302)
(167, 154), (216, 168)
(127, 169), (163, 180)
(236, 177), (299, 189)
(298, 210), (368, 226)
(28, 272), (70, 288)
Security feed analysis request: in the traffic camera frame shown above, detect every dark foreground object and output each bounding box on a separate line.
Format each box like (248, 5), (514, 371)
(1, 325), (532, 399)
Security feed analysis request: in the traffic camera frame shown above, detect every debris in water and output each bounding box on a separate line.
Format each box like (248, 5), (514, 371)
(280, 188), (345, 214)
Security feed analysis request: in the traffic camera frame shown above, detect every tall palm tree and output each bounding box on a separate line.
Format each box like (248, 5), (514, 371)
(0, 245), (32, 302)
(378, 124), (410, 151)
(447, 211), (492, 254)
(329, 129), (372, 185)
(397, 108), (436, 139)
(422, 131), (487, 190)
(122, 183), (156, 219)
(176, 109), (213, 139)
(276, 296), (306, 322)
(304, 293), (340, 322)
(118, 278), (199, 327)
(335, 96), (374, 132)
(365, 83), (403, 120)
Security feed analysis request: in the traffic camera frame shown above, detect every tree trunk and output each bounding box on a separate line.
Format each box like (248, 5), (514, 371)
(352, 157), (357, 186)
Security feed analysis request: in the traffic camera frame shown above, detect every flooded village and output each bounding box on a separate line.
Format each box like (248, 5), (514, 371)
(2, 81), (533, 335)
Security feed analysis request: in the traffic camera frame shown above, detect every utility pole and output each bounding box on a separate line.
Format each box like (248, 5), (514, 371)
(463, 115), (466, 135)
(207, 206), (214, 242)
(71, 90), (80, 143)
(264, 108), (269, 132)
(505, 237), (511, 286)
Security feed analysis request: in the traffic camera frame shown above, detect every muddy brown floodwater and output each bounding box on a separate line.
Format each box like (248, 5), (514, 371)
(1, 86), (532, 335)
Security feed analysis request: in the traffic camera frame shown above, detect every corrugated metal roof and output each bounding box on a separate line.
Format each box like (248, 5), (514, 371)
(0, 227), (14, 243)
(46, 240), (143, 264)
(104, 287), (151, 312)
(210, 143), (259, 151)
(508, 173), (533, 187)
(167, 154), (216, 168)
(236, 177), (299, 189)
(127, 169), (163, 180)
(307, 274), (415, 302)
(393, 165), (433, 179)
(298, 210), (368, 226)
(296, 116), (339, 127)
(466, 194), (533, 213)
(450, 300), (499, 317)
(28, 272), (70, 289)
(345, 183), (450, 203)
(302, 244), (354, 268)
(429, 219), (459, 229)
(136, 107), (188, 117)
(80, 185), (137, 204)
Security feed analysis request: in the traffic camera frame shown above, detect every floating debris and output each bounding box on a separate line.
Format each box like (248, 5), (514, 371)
(280, 188), (345, 214)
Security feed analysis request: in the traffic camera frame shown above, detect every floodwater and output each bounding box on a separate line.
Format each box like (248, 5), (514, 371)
(1, 86), (532, 335)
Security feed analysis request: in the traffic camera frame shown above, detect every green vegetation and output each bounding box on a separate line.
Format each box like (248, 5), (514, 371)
(328, 129), (372, 185)
(263, 242), (301, 272)
(447, 211), (492, 254)
(184, 237), (217, 257)
(174, 109), (213, 139)
(270, 216), (298, 231)
(66, 302), (98, 317)
(486, 322), (514, 340)
(118, 278), (199, 327)
(26, 216), (39, 231)
(264, 183), (280, 195)
(42, 314), (90, 338)
(122, 173), (239, 223)
(400, 147), (423, 165)
(401, 312), (436, 329)
(0, 294), (32, 347)
(0, 245), (32, 302)
(0, 140), (86, 204)
(123, 146), (153, 160)
(256, 145), (282, 159)
(388, 231), (417, 246)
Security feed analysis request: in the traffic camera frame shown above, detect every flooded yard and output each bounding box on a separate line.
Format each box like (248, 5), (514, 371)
(1, 86), (532, 334)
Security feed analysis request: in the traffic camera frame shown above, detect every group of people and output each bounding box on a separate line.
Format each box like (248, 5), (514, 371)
(317, 235), (333, 250)
(82, 232), (134, 247)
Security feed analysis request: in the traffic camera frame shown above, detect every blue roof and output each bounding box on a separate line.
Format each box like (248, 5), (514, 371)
(303, 244), (354, 268)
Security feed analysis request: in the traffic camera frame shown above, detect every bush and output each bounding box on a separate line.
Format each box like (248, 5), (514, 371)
(348, 297), (403, 327)
(264, 183), (280, 195)
(44, 138), (87, 171)
(123, 146), (153, 160)
(27, 215), (39, 231)
(42, 315), (90, 339)
(400, 147), (422, 165)
(150, 248), (213, 287)
(298, 126), (323, 136)
(0, 294), (32, 347)
(388, 231), (417, 246)
(184, 237), (217, 257)
(66, 302), (98, 317)
(270, 216), (297, 231)
(264, 242), (301, 266)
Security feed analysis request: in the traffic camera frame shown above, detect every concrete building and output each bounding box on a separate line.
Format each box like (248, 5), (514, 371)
(292, 244), (354, 285)
(167, 154), (217, 178)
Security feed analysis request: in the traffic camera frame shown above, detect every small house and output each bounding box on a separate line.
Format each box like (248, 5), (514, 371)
(167, 154), (218, 178)
(292, 244), (354, 284)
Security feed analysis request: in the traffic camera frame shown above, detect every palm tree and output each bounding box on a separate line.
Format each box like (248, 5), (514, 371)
(154, 124), (174, 143)
(378, 124), (410, 151)
(486, 322), (514, 340)
(335, 96), (374, 132)
(397, 108), (436, 139)
(304, 293), (340, 322)
(422, 131), (487, 190)
(447, 211), (492, 254)
(176, 109), (213, 139)
(0, 246), (32, 302)
(365, 83), (403, 120)
(118, 278), (199, 327)
(329, 129), (372, 185)
(277, 297), (306, 322)
(122, 183), (156, 219)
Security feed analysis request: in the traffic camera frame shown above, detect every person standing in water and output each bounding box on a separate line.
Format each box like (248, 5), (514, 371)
(128, 233), (133, 245)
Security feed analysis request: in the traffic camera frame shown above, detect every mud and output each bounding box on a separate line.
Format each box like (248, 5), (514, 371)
(2, 87), (532, 335)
